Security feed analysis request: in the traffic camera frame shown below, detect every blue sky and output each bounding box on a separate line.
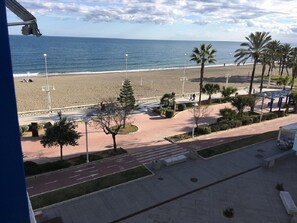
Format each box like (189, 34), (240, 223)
(6, 0), (297, 43)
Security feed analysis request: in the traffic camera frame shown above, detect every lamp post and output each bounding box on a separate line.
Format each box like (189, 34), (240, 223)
(180, 53), (188, 97)
(192, 103), (198, 138)
(125, 53), (128, 79)
(225, 52), (232, 87)
(83, 117), (90, 163)
(42, 53), (52, 112)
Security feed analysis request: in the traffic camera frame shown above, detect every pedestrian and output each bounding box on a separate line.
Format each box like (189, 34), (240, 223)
(192, 93), (196, 101)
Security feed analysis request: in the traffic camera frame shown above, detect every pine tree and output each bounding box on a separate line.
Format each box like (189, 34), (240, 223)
(117, 79), (135, 127)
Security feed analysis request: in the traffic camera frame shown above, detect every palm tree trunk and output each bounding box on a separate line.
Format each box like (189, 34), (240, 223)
(112, 133), (117, 151)
(249, 59), (257, 95)
(199, 63), (204, 106)
(60, 145), (63, 161)
(260, 64), (266, 93)
(291, 68), (296, 90)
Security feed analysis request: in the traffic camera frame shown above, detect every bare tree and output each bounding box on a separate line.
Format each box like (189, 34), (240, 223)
(191, 105), (211, 129)
(92, 98), (125, 151)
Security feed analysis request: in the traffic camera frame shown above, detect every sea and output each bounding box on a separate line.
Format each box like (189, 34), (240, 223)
(8, 35), (242, 77)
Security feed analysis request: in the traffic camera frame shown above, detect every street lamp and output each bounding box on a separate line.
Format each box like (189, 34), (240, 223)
(41, 53), (52, 112)
(83, 117), (90, 163)
(225, 53), (232, 87)
(180, 53), (188, 97)
(125, 53), (128, 79)
(192, 103), (198, 138)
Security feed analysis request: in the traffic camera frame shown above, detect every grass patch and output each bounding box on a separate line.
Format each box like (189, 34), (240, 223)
(30, 166), (151, 209)
(118, 124), (138, 134)
(197, 130), (278, 158)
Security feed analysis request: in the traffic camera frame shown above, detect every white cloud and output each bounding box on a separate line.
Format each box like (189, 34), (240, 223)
(8, 0), (297, 42)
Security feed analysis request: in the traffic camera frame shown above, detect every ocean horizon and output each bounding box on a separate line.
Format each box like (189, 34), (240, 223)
(9, 35), (243, 77)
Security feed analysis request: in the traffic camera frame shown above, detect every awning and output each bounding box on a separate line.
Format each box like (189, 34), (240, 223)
(5, 0), (41, 36)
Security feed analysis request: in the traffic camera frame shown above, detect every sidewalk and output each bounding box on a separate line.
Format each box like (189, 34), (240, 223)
(26, 112), (297, 196)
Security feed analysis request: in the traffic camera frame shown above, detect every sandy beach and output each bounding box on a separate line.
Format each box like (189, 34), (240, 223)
(14, 64), (262, 112)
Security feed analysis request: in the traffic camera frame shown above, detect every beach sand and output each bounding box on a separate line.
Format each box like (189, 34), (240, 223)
(14, 64), (262, 112)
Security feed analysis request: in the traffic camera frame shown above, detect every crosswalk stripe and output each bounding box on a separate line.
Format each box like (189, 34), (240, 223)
(132, 144), (181, 157)
(136, 148), (186, 159)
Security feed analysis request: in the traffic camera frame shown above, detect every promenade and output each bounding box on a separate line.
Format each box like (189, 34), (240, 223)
(21, 89), (297, 222)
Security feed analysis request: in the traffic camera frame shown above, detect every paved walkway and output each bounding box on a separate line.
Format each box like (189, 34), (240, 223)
(38, 140), (297, 223)
(23, 90), (297, 195)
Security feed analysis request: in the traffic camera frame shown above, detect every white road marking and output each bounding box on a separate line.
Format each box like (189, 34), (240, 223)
(45, 180), (58, 185)
(69, 174), (80, 179)
(74, 166), (95, 173)
(76, 174), (98, 181)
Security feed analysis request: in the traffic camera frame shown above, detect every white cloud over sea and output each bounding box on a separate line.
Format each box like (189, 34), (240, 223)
(7, 0), (297, 42)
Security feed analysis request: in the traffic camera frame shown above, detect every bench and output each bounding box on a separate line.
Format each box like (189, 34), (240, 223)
(280, 191), (297, 215)
(262, 150), (295, 168)
(164, 154), (187, 166)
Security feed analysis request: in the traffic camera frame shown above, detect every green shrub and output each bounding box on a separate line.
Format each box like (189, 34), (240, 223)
(262, 112), (278, 121)
(228, 119), (242, 128)
(219, 108), (237, 119)
(43, 122), (53, 129)
(250, 115), (260, 123)
(219, 123), (230, 130)
(273, 111), (285, 117)
(20, 125), (30, 133)
(210, 123), (221, 132)
(165, 109), (175, 118)
(241, 116), (253, 125)
(197, 125), (212, 135)
(177, 103), (187, 111)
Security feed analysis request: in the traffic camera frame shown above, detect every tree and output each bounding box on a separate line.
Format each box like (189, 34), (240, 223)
(190, 44), (216, 106)
(117, 79), (135, 128)
(202, 83), (220, 104)
(288, 47), (297, 89)
(40, 113), (81, 161)
(231, 95), (250, 116)
(93, 99), (125, 151)
(220, 86), (237, 100)
(192, 105), (210, 129)
(160, 92), (176, 109)
(234, 32), (271, 95)
(266, 40), (281, 76)
(279, 43), (291, 76)
(276, 75), (290, 90)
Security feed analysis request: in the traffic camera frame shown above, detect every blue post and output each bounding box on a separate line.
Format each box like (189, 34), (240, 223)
(0, 2), (30, 222)
(278, 97), (283, 111)
(269, 98), (274, 112)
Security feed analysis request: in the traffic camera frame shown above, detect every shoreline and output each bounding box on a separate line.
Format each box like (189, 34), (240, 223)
(14, 64), (262, 112)
(13, 63), (248, 78)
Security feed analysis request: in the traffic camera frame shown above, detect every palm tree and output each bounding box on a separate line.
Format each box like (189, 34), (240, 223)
(288, 47), (297, 89)
(190, 44), (216, 106)
(202, 83), (220, 104)
(266, 40), (281, 76)
(234, 32), (271, 95)
(279, 43), (291, 76)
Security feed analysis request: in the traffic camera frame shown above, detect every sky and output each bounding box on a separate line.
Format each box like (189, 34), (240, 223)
(6, 0), (297, 43)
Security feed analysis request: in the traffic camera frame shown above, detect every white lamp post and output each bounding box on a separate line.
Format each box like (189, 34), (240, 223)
(125, 53), (128, 79)
(180, 53), (188, 97)
(192, 103), (198, 138)
(42, 53), (52, 112)
(83, 117), (90, 163)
